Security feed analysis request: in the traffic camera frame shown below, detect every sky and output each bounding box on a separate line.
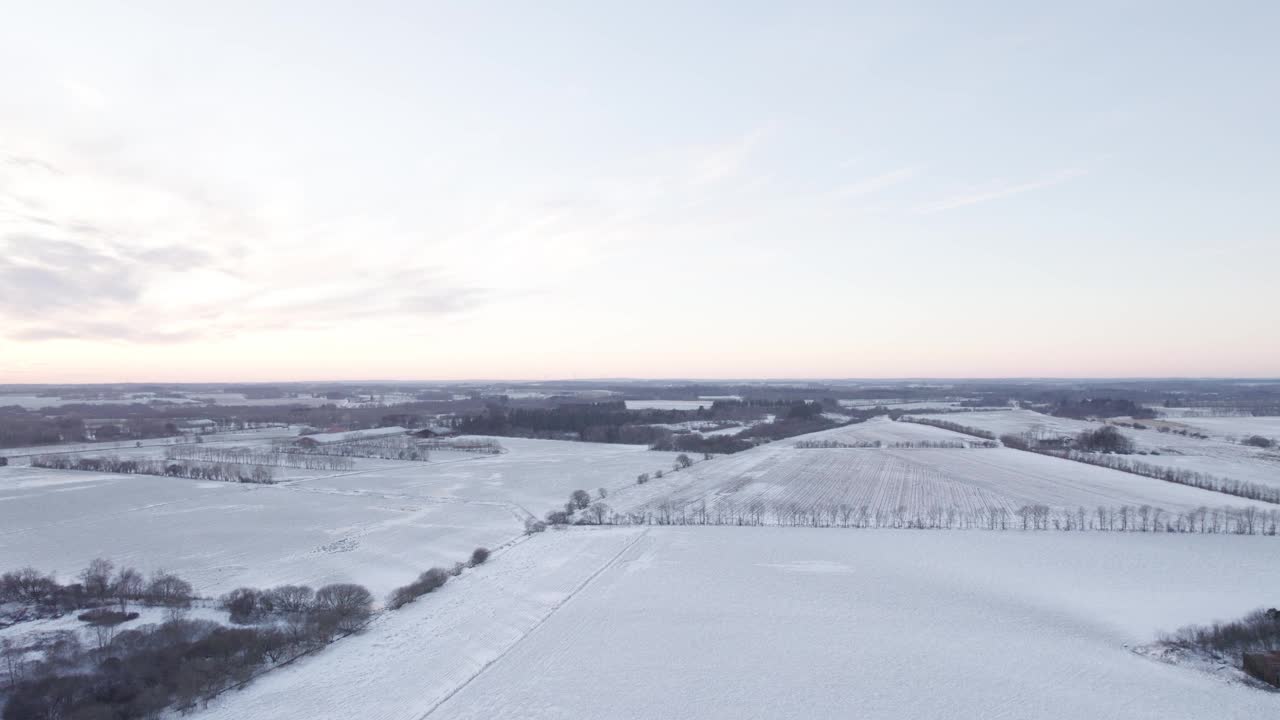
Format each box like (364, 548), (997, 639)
(1, 1), (1277, 383)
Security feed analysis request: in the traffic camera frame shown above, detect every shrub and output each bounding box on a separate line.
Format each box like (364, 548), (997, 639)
(1075, 426), (1135, 454)
(470, 547), (490, 566)
(77, 608), (139, 625)
(1243, 435), (1276, 449)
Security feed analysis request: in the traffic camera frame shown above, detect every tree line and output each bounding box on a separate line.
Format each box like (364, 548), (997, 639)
(285, 435), (429, 461)
(30, 454), (277, 484)
(166, 444), (355, 471)
(999, 436), (1280, 505)
(898, 416), (997, 440)
(541, 498), (1280, 535)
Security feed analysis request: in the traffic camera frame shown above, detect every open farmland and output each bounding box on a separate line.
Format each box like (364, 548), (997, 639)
(0, 465), (521, 597)
(296, 436), (687, 512)
(193, 528), (648, 720)
(1172, 416), (1280, 442)
(0, 435), (686, 598)
(795, 416), (991, 446)
(910, 409), (1280, 492)
(610, 424), (1276, 525)
(225, 527), (1275, 720)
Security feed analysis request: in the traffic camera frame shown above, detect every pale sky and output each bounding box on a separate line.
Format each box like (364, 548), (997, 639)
(1, 1), (1277, 383)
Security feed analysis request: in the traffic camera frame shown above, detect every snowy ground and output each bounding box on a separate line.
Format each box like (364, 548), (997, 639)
(1173, 416), (1280, 442)
(195, 528), (1280, 720)
(295, 436), (685, 513)
(193, 528), (648, 720)
(430, 529), (1280, 720)
(910, 409), (1280, 491)
(624, 400), (716, 410)
(0, 465), (521, 597)
(0, 436), (687, 597)
(796, 416), (987, 445)
(609, 430), (1272, 519)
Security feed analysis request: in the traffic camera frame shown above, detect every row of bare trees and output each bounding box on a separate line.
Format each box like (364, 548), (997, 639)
(286, 435), (429, 461)
(898, 416), (997, 440)
(570, 499), (1280, 535)
(30, 454), (277, 484)
(419, 438), (505, 454)
(166, 445), (355, 471)
(1006, 445), (1280, 504)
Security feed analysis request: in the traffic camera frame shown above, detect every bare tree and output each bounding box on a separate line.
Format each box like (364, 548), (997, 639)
(112, 567), (144, 612)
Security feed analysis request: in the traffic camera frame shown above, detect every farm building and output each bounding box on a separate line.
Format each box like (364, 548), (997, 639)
(1243, 652), (1280, 687)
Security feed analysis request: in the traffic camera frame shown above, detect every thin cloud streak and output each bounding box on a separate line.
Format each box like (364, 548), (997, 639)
(832, 167), (917, 198)
(916, 168), (1088, 214)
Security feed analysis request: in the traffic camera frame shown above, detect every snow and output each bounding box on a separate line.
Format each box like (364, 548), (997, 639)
(797, 416), (984, 445)
(299, 426), (408, 444)
(197, 528), (1280, 720)
(0, 465), (521, 597)
(609, 432), (1271, 519)
(1174, 416), (1280, 441)
(297, 436), (686, 513)
(0, 436), (688, 597)
(427, 529), (1280, 720)
(0, 426), (299, 458)
(908, 409), (1280, 491)
(193, 528), (648, 720)
(624, 400), (716, 410)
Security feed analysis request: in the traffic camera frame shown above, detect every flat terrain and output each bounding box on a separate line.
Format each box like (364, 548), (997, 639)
(195, 528), (647, 720)
(197, 528), (1280, 720)
(611, 424), (1272, 521)
(913, 409), (1280, 490)
(0, 435), (682, 597)
(0, 465), (520, 596)
(430, 529), (1280, 720)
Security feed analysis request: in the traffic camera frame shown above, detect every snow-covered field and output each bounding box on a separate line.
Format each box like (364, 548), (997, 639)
(194, 528), (648, 720)
(910, 409), (1280, 491)
(796, 416), (985, 445)
(432, 529), (1280, 720)
(0, 465), (521, 597)
(0, 436), (688, 598)
(198, 528), (1280, 720)
(911, 408), (1103, 439)
(610, 432), (1270, 520)
(0, 426), (299, 459)
(624, 400), (716, 410)
(297, 436), (685, 512)
(1174, 416), (1280, 441)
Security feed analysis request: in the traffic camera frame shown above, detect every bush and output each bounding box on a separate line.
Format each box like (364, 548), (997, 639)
(470, 547), (490, 566)
(313, 584), (373, 631)
(77, 608), (139, 625)
(1075, 426), (1135, 454)
(1243, 435), (1276, 449)
(524, 518), (547, 534)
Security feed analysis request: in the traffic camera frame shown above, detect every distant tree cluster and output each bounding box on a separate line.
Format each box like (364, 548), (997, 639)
(417, 438), (504, 454)
(166, 444), (355, 471)
(1, 556), (376, 720)
(30, 454), (277, 484)
(1074, 426), (1136, 454)
(1050, 397), (1156, 420)
(794, 439), (881, 449)
(1162, 607), (1280, 660)
(601, 499), (1280, 535)
(285, 434), (428, 461)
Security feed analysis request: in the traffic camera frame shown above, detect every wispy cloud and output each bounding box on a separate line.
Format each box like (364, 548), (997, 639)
(916, 168), (1088, 214)
(832, 167), (917, 198)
